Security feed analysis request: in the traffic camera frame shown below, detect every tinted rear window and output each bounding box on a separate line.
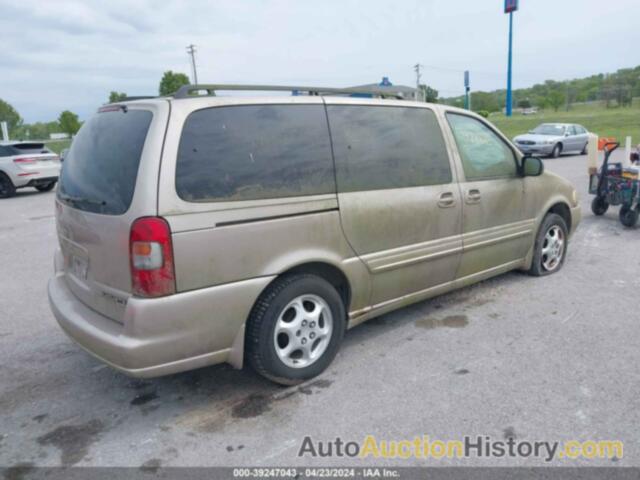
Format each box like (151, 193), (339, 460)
(327, 105), (451, 192)
(58, 109), (152, 215)
(0, 146), (16, 157)
(12, 143), (46, 152)
(176, 105), (335, 202)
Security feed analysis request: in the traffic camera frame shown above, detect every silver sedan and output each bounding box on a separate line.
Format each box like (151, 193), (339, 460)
(513, 123), (590, 158)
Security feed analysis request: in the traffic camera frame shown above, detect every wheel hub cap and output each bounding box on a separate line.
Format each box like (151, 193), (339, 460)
(274, 294), (333, 369)
(541, 225), (565, 271)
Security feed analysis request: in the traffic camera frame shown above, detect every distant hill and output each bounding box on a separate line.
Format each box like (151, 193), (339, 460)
(442, 66), (640, 113)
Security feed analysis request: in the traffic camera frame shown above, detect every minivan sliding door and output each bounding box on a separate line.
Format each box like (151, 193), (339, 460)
(326, 103), (463, 306)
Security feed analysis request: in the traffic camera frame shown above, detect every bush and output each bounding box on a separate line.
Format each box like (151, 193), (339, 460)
(477, 110), (490, 118)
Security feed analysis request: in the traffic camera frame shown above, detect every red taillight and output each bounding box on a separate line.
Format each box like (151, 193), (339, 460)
(129, 217), (176, 298)
(14, 157), (37, 164)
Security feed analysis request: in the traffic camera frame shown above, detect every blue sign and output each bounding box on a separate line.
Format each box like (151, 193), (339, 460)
(464, 71), (470, 88)
(505, 0), (518, 13)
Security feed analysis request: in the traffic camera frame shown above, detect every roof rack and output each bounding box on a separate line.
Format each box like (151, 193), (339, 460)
(104, 96), (157, 105)
(173, 84), (410, 100)
(120, 96), (157, 101)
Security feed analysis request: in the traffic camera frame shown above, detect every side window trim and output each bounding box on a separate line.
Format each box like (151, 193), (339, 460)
(444, 111), (520, 182)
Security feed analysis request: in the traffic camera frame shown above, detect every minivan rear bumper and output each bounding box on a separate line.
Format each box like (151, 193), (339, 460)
(48, 271), (274, 378)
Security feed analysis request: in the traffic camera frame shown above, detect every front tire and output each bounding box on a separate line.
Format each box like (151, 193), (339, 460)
(619, 205), (639, 228)
(0, 173), (16, 198)
(35, 181), (57, 192)
(550, 143), (562, 159)
(528, 213), (569, 276)
(246, 274), (346, 385)
(591, 197), (609, 216)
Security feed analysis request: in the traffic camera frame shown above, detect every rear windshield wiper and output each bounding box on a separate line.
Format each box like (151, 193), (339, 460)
(58, 192), (107, 207)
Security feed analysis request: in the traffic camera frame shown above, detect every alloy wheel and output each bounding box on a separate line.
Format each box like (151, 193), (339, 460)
(541, 225), (565, 272)
(273, 294), (333, 369)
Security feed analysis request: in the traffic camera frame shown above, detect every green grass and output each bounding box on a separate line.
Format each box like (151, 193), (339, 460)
(489, 101), (640, 144)
(44, 139), (72, 154)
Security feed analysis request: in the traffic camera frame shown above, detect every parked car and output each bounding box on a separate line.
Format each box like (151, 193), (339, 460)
(0, 141), (61, 198)
(48, 86), (581, 385)
(513, 123), (590, 158)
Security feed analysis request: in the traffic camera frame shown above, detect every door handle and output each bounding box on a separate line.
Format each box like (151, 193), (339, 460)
(465, 189), (481, 204)
(437, 192), (456, 208)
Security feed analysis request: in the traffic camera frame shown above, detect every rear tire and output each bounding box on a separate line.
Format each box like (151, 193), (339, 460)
(0, 173), (16, 199)
(581, 143), (588, 155)
(550, 143), (562, 159)
(619, 205), (639, 228)
(246, 274), (346, 385)
(35, 181), (57, 192)
(528, 213), (569, 276)
(591, 197), (609, 216)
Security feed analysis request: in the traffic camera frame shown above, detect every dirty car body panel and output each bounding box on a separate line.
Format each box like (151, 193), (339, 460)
(48, 92), (581, 379)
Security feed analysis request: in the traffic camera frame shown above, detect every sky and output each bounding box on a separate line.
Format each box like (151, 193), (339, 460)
(2, 0), (640, 123)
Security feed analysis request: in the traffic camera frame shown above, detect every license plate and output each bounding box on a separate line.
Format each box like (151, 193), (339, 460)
(70, 255), (88, 280)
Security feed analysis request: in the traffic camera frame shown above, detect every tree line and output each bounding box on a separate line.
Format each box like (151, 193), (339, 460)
(0, 71), (191, 141)
(442, 66), (640, 114)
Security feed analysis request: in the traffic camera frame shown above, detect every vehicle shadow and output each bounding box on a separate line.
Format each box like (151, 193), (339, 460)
(544, 152), (587, 161)
(8, 189), (54, 199)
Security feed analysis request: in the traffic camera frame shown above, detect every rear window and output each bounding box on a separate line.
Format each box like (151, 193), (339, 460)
(58, 109), (152, 215)
(12, 143), (48, 154)
(327, 105), (452, 192)
(0, 144), (51, 156)
(0, 146), (15, 157)
(176, 105), (335, 202)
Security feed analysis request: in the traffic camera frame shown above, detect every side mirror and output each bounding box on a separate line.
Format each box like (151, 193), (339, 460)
(522, 155), (544, 177)
(564, 132), (571, 137)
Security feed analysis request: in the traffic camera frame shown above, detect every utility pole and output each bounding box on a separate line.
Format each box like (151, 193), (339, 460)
(186, 44), (199, 85)
(414, 63), (423, 101)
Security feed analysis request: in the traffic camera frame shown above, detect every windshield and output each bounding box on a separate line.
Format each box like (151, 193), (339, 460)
(58, 109), (152, 215)
(531, 124), (566, 136)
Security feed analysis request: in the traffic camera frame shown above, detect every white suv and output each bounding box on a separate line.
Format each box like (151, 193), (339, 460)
(0, 141), (61, 198)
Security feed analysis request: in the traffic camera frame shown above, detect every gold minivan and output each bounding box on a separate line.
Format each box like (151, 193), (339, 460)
(48, 85), (581, 385)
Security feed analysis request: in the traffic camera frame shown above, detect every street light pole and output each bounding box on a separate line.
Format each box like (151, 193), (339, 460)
(464, 70), (471, 110)
(506, 10), (514, 117)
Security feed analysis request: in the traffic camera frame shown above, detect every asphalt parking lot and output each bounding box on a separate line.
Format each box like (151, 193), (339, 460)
(0, 151), (638, 470)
